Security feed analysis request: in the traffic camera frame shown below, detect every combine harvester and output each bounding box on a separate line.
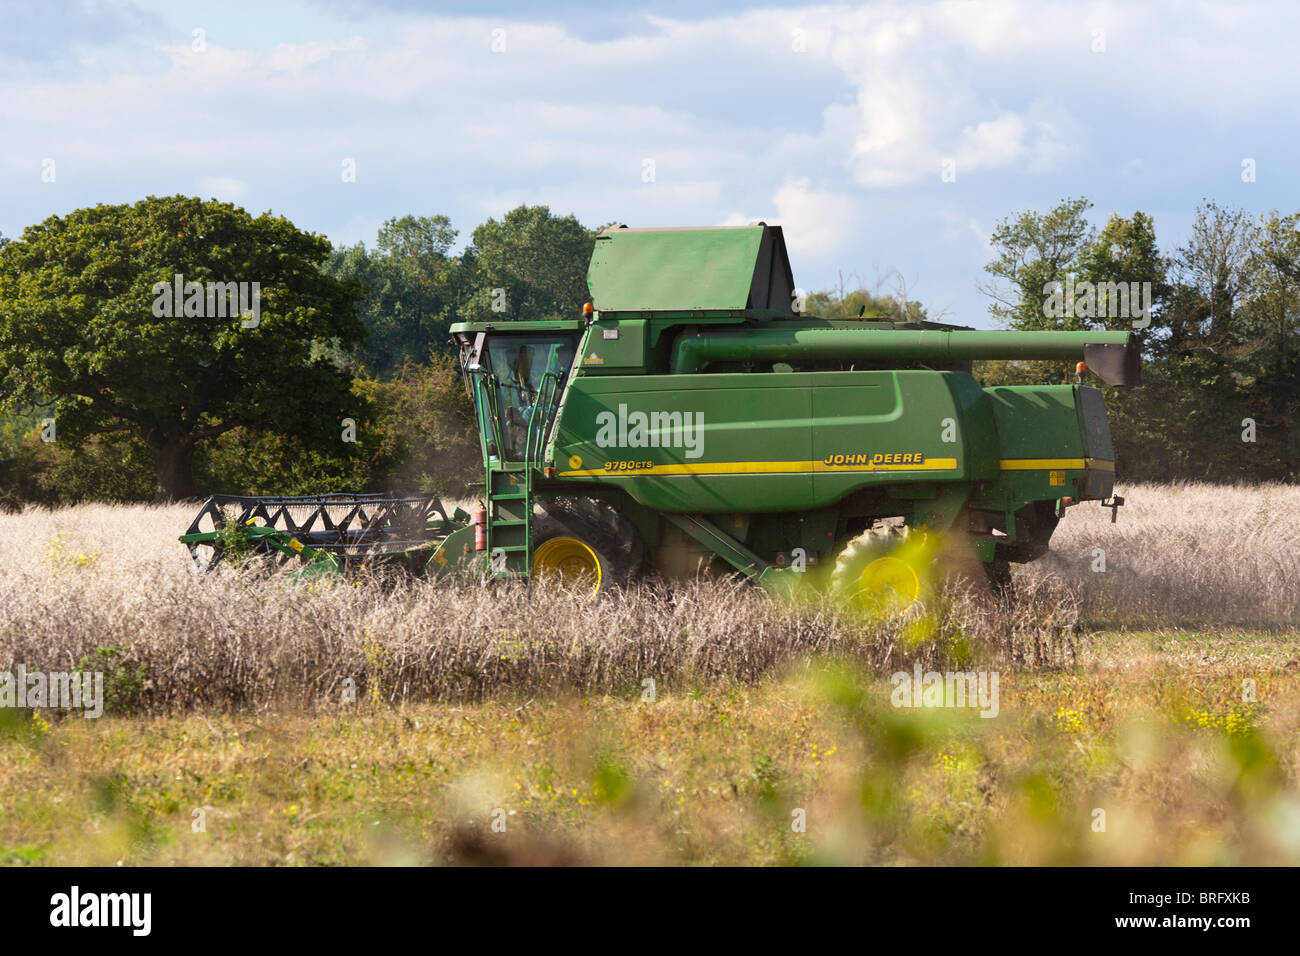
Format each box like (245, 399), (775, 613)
(182, 224), (1141, 606)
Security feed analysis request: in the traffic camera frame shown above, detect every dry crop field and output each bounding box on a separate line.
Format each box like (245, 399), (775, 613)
(0, 482), (1297, 865)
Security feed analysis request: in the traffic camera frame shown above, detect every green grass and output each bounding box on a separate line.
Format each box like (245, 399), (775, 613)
(3, 628), (1297, 866)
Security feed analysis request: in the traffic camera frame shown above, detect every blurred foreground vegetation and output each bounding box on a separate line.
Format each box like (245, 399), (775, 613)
(2, 630), (1297, 866)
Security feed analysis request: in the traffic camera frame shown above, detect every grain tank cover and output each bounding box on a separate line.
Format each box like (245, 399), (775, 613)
(587, 224), (796, 317)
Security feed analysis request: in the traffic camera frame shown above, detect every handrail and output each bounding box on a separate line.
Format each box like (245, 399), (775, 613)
(470, 370), (503, 464)
(524, 371), (560, 470)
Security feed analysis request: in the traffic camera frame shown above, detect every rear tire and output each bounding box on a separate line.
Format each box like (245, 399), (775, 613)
(831, 524), (935, 615)
(832, 524), (1008, 610)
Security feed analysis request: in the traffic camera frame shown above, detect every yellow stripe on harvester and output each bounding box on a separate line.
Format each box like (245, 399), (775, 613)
(557, 457), (1115, 478)
(558, 458), (959, 478)
(999, 458), (1114, 472)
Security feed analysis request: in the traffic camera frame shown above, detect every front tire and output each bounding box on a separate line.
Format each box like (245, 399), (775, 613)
(531, 503), (644, 594)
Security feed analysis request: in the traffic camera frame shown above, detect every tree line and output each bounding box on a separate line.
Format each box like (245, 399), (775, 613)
(0, 194), (1294, 509)
(977, 197), (1298, 482)
(0, 198), (593, 505)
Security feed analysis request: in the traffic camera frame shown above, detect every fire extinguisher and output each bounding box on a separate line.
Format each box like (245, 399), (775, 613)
(473, 501), (487, 551)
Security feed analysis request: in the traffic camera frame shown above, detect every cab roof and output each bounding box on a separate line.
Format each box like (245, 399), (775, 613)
(450, 319), (586, 338)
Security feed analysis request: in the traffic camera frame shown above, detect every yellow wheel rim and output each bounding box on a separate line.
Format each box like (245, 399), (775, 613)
(533, 536), (602, 592)
(856, 555), (921, 613)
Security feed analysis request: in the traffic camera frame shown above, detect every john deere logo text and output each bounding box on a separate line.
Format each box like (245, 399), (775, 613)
(595, 404), (705, 459)
(823, 452), (926, 466)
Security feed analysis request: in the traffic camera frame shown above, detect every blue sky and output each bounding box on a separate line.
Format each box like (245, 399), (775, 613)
(2, 0), (1297, 327)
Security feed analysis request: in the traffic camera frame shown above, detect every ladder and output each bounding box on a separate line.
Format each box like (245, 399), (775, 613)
(474, 370), (559, 579)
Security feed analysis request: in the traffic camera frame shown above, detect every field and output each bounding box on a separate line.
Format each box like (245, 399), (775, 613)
(1, 483), (1298, 865)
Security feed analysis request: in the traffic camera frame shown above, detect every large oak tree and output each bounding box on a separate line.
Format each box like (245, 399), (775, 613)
(0, 195), (365, 499)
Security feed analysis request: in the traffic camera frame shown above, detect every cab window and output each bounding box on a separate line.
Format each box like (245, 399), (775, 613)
(482, 334), (578, 460)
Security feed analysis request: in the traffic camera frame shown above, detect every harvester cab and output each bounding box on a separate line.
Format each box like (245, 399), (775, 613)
(183, 222), (1143, 607)
(483, 334), (577, 459)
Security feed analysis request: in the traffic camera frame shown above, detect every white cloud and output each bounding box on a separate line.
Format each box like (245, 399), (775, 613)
(3, 0), (1300, 318)
(720, 177), (859, 260)
(802, 4), (1090, 187)
(940, 211), (992, 255)
(771, 177), (858, 258)
(6, 1), (1299, 201)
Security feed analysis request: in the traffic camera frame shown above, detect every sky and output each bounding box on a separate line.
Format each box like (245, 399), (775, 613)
(1, 0), (1297, 327)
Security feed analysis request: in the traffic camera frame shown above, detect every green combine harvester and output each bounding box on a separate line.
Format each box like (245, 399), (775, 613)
(182, 223), (1141, 605)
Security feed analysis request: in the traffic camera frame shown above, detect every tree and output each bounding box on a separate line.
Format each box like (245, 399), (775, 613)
(355, 354), (480, 497)
(1076, 211), (1168, 326)
(981, 197), (1096, 330)
(460, 206), (594, 323)
(0, 195), (366, 500)
(1171, 201), (1257, 345)
(803, 268), (931, 323)
(978, 197), (1297, 482)
(323, 214), (465, 378)
(1140, 202), (1262, 479)
(804, 288), (929, 322)
(1242, 211), (1300, 475)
